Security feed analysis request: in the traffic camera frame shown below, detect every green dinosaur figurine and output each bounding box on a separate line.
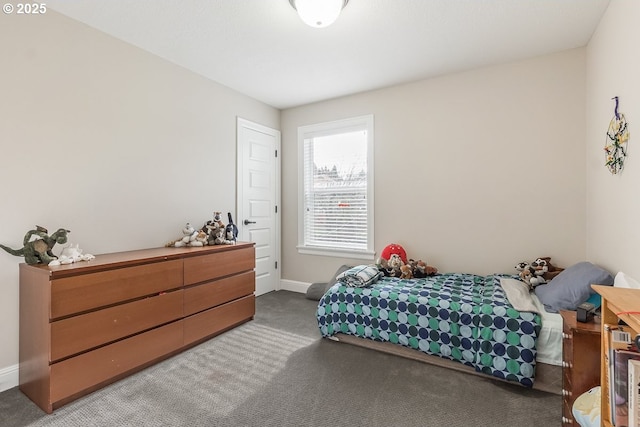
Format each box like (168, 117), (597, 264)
(0, 226), (70, 265)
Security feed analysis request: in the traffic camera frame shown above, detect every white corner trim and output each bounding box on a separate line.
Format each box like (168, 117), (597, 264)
(279, 279), (310, 294)
(0, 364), (19, 392)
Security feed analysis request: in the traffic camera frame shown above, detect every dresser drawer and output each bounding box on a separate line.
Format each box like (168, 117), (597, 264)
(183, 246), (255, 285)
(184, 271), (255, 316)
(183, 295), (255, 345)
(50, 259), (183, 319)
(50, 320), (183, 406)
(50, 290), (183, 362)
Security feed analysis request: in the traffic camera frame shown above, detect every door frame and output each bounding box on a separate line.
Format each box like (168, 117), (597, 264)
(236, 117), (281, 293)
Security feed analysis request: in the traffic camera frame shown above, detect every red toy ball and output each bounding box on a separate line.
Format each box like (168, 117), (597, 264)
(380, 244), (407, 264)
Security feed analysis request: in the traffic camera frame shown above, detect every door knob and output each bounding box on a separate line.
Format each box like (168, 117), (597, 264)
(243, 219), (256, 225)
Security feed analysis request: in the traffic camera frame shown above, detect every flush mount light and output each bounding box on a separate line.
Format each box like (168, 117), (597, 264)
(289, 0), (349, 28)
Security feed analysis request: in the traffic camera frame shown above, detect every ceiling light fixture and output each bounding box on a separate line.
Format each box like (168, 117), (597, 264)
(289, 0), (349, 29)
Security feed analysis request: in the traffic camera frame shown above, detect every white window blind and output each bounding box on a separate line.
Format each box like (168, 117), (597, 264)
(297, 115), (374, 259)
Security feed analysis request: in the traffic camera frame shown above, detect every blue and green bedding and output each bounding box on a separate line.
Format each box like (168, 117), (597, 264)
(317, 273), (542, 387)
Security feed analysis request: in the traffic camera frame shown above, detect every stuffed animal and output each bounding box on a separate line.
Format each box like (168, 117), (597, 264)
(48, 243), (96, 266)
(203, 212), (225, 240)
(531, 258), (549, 280)
(535, 256), (564, 280)
(0, 226), (70, 265)
(514, 261), (529, 272)
(529, 271), (547, 288)
(376, 244), (439, 279)
(408, 259), (438, 278)
(212, 227), (234, 245)
(204, 211), (236, 245)
(225, 212), (238, 244)
(400, 264), (413, 279)
(380, 244), (408, 264)
(211, 212), (225, 229)
(166, 223), (205, 247)
(516, 264), (537, 289)
(388, 254), (403, 270)
(515, 257), (563, 289)
(189, 230), (208, 247)
(377, 254), (404, 277)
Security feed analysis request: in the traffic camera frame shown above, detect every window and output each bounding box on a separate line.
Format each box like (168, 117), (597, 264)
(297, 115), (374, 259)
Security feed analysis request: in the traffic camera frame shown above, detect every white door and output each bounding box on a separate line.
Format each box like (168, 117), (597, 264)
(237, 118), (280, 296)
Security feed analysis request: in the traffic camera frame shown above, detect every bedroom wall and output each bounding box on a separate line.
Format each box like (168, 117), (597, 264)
(585, 1), (640, 280)
(280, 49), (587, 285)
(0, 11), (279, 389)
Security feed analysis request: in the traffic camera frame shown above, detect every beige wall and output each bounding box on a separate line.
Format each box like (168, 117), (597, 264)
(281, 49), (587, 283)
(585, 1), (640, 278)
(0, 11), (278, 380)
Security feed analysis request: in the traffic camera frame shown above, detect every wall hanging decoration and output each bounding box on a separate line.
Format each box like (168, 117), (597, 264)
(604, 96), (630, 174)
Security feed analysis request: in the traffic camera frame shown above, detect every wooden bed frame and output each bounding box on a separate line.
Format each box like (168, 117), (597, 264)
(328, 333), (561, 395)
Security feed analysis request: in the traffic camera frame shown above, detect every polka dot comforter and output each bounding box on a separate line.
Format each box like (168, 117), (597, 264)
(317, 273), (542, 387)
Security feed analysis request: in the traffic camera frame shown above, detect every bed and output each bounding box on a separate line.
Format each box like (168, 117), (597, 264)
(317, 271), (564, 390)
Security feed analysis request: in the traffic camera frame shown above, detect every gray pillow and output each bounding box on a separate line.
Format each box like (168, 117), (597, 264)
(305, 265), (352, 301)
(534, 261), (614, 313)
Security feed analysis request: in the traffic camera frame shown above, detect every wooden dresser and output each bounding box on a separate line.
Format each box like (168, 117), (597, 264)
(594, 285), (640, 427)
(19, 243), (255, 413)
(560, 310), (601, 425)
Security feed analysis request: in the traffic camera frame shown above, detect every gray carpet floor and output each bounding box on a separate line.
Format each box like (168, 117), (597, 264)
(0, 291), (561, 426)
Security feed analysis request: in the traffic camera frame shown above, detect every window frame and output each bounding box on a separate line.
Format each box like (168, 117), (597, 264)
(296, 114), (375, 260)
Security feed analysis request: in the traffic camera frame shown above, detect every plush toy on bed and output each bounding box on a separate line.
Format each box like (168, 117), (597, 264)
(376, 244), (438, 278)
(408, 259), (438, 278)
(535, 256), (564, 280)
(515, 256), (564, 289)
(515, 262), (544, 289)
(380, 243), (408, 263)
(399, 263), (413, 279)
(377, 253), (404, 277)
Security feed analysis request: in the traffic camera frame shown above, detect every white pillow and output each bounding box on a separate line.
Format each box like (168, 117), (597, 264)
(614, 271), (640, 289)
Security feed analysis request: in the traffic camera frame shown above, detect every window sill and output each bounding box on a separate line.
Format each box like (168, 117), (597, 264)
(297, 245), (376, 261)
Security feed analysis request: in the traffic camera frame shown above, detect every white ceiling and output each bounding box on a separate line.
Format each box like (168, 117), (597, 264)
(47, 0), (611, 110)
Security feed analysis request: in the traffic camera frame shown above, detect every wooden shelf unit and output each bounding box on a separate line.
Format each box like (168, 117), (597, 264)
(560, 310), (601, 425)
(19, 243), (255, 413)
(593, 285), (640, 427)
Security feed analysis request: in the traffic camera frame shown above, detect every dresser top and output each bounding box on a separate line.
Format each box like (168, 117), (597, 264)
(19, 242), (254, 278)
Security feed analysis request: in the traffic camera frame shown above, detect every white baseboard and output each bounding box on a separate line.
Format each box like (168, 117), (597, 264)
(279, 279), (310, 294)
(0, 364), (19, 392)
